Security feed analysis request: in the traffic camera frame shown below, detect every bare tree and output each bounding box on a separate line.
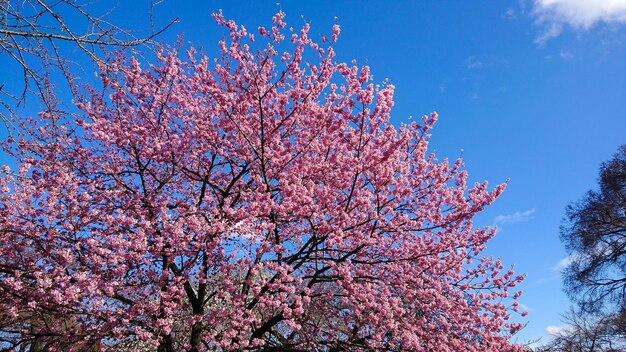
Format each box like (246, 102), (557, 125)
(560, 145), (626, 317)
(532, 308), (626, 352)
(0, 0), (176, 124)
(541, 145), (626, 352)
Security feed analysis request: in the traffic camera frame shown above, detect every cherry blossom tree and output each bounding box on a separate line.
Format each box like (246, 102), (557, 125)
(0, 11), (526, 351)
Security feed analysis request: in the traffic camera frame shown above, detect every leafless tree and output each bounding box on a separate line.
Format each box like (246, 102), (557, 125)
(533, 146), (626, 352)
(561, 145), (626, 319)
(532, 308), (626, 352)
(0, 0), (176, 125)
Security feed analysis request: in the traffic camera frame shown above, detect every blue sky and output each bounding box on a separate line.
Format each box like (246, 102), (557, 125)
(2, 0), (626, 346)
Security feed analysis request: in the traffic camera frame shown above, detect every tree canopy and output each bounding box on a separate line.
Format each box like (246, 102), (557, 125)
(0, 11), (526, 351)
(561, 145), (626, 315)
(536, 145), (626, 351)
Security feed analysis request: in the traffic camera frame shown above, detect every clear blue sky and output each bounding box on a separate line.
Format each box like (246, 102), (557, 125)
(3, 0), (626, 346)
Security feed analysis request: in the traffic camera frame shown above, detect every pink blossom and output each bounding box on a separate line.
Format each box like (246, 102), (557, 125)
(0, 10), (525, 352)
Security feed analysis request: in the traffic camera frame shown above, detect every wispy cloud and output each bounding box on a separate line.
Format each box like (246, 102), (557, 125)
(492, 208), (536, 228)
(545, 50), (575, 60)
(459, 56), (509, 101)
(532, 0), (626, 45)
(550, 255), (574, 272)
(549, 244), (611, 271)
(559, 50), (574, 59)
(502, 7), (517, 20)
(528, 274), (561, 286)
(463, 55), (509, 70)
(519, 302), (533, 312)
(535, 22), (564, 46)
(546, 324), (573, 336)
(464, 56), (485, 70)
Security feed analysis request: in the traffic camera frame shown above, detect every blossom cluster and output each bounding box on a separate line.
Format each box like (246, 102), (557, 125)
(0, 11), (526, 351)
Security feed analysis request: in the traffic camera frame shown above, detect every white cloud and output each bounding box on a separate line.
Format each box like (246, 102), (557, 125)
(503, 7), (517, 20)
(546, 324), (573, 336)
(533, 0), (626, 44)
(493, 208), (536, 227)
(463, 55), (509, 70)
(535, 22), (564, 45)
(548, 243), (611, 272)
(550, 255), (574, 271)
(464, 56), (485, 70)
